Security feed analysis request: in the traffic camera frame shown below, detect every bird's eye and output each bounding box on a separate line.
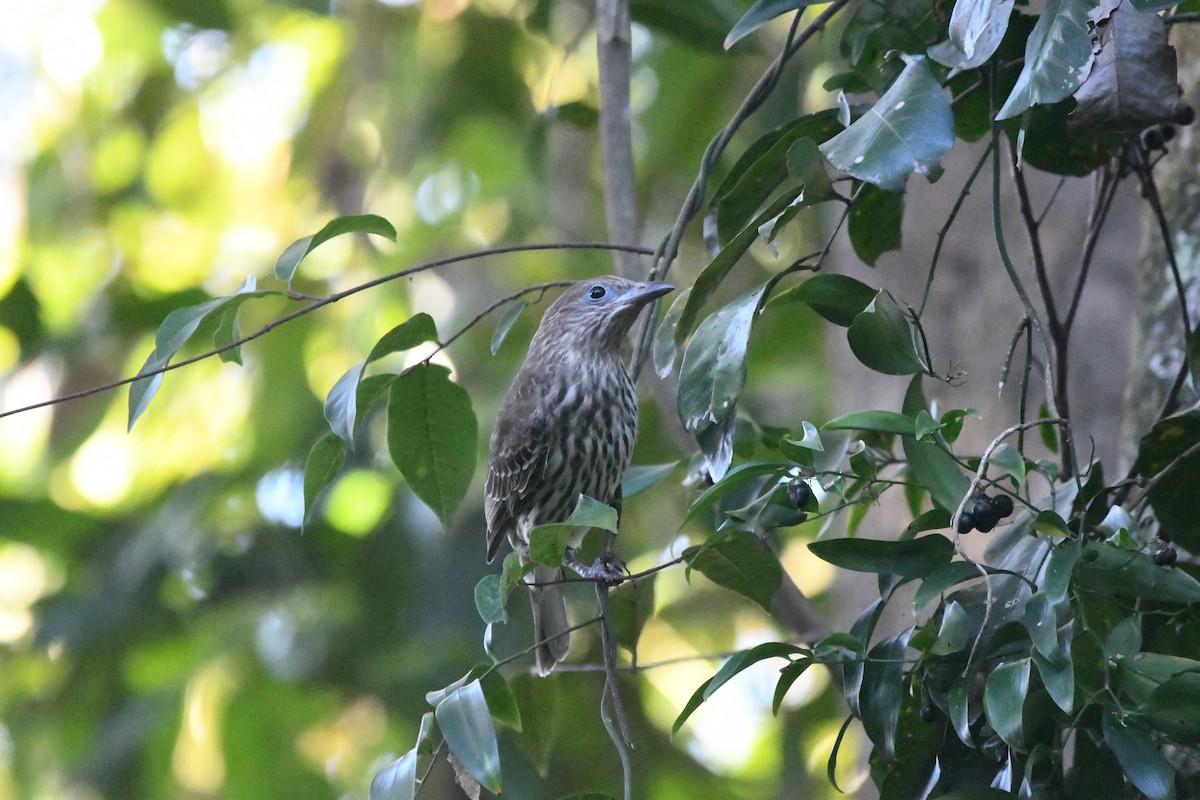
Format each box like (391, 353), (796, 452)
(588, 285), (607, 300)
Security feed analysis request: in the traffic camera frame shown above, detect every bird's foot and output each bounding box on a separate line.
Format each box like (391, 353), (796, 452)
(564, 548), (627, 586)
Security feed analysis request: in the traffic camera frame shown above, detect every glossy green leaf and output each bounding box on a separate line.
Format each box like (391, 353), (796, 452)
(724, 0), (821, 48)
(387, 364), (478, 528)
(490, 299), (529, 355)
(859, 630), (909, 757)
(654, 288), (689, 378)
(479, 669), (522, 732)
(771, 659), (813, 714)
(820, 55), (955, 191)
(823, 410), (916, 436)
(1102, 713), (1176, 800)
(847, 290), (927, 375)
(1135, 672), (1200, 744)
(302, 432), (346, 528)
(622, 462), (679, 499)
(680, 461), (786, 529)
(1076, 541), (1200, 603)
(1133, 410), (1200, 553)
(674, 641), (806, 731)
(928, 0), (1015, 70)
(677, 285), (767, 478)
(434, 679), (502, 794)
(686, 532), (782, 612)
(808, 534), (954, 578)
(984, 657), (1030, 751)
(989, 443), (1026, 485)
(913, 561), (985, 611)
(768, 273), (877, 326)
(370, 748), (418, 800)
(903, 435), (970, 513)
(995, 0), (1094, 120)
(474, 575), (507, 624)
(528, 495), (618, 566)
(931, 600), (974, 656)
(368, 314), (439, 363)
(847, 183), (903, 266)
(711, 111), (842, 243)
(1033, 646), (1075, 714)
(275, 214), (397, 282)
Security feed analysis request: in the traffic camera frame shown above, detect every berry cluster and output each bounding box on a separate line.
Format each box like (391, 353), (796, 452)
(956, 494), (1014, 534)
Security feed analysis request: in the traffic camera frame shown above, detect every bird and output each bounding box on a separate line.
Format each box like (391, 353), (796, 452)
(485, 276), (674, 675)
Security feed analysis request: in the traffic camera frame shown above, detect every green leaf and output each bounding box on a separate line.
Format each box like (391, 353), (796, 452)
(767, 273), (877, 326)
(847, 290), (927, 375)
(823, 410), (916, 436)
(434, 680), (502, 794)
(931, 599), (974, 656)
(673, 641), (806, 731)
(490, 299), (529, 355)
(527, 496), (619, 567)
(995, 0), (1095, 120)
(928, 0), (1015, 71)
(1102, 713), (1176, 800)
(677, 285), (767, 478)
(711, 111), (842, 243)
(621, 462), (679, 499)
(989, 443), (1026, 485)
(368, 313), (439, 363)
(772, 659), (813, 714)
(808, 534), (954, 578)
(355, 374), (396, 428)
(1034, 509), (1072, 539)
(654, 288), (690, 378)
(819, 55), (955, 191)
(1033, 647), (1075, 714)
(302, 433), (346, 528)
(859, 631), (909, 757)
(275, 214), (397, 283)
(479, 669), (522, 732)
(609, 577), (656, 654)
(686, 532), (783, 612)
(370, 749), (418, 800)
(984, 657), (1031, 752)
(1135, 672), (1200, 744)
(724, 0), (821, 48)
(1133, 410), (1200, 553)
(913, 561), (986, 611)
(1076, 541), (1200, 603)
(474, 575), (507, 624)
(387, 364), (478, 528)
(903, 435), (970, 513)
(680, 462), (787, 529)
(847, 183), (903, 266)
(629, 0), (735, 51)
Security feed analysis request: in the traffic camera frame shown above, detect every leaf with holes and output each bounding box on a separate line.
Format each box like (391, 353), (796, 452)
(996, 0), (1095, 120)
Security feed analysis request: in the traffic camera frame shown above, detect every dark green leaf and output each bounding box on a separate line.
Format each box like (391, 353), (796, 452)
(490, 299), (529, 355)
(826, 715), (856, 793)
(989, 443), (1026, 485)
(931, 600), (974, 656)
(528, 496), (618, 566)
(654, 288), (689, 378)
(1133, 410), (1200, 552)
(1033, 647), (1075, 714)
(823, 410), (916, 436)
(355, 374), (396, 428)
(434, 679), (502, 794)
(820, 55), (955, 191)
(711, 111), (842, 242)
(1135, 672), (1200, 744)
(984, 657), (1030, 752)
(686, 532), (783, 612)
(847, 290), (927, 375)
(680, 461), (786, 529)
(387, 364), (478, 528)
(913, 561), (986, 611)
(847, 183), (903, 266)
(474, 575), (507, 624)
(1076, 541), (1200, 603)
(629, 0), (734, 51)
(479, 669), (522, 732)
(610, 577), (656, 654)
(673, 641), (806, 731)
(370, 749), (418, 800)
(903, 435), (970, 513)
(302, 433), (346, 527)
(768, 273), (877, 326)
(996, 0), (1095, 120)
(621, 462), (679, 499)
(859, 630), (909, 757)
(368, 314), (439, 363)
(1102, 713), (1176, 800)
(275, 214), (397, 282)
(772, 659), (813, 714)
(808, 534), (954, 578)
(725, 0), (821, 48)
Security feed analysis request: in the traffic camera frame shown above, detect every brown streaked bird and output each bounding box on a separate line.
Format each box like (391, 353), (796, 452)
(485, 276), (674, 675)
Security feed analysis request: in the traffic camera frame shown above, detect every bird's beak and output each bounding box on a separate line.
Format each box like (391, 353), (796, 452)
(628, 281), (674, 305)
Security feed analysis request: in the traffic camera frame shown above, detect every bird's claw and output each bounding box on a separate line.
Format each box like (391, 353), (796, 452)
(564, 548), (627, 586)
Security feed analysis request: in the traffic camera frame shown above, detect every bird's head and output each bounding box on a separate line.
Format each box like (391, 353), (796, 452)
(533, 277), (675, 356)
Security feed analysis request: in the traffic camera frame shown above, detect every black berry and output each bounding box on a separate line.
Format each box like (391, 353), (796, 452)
(957, 512), (976, 534)
(787, 479), (812, 509)
(974, 514), (997, 533)
(972, 500), (993, 519)
(1154, 547), (1177, 567)
(919, 702), (938, 722)
(989, 495), (1014, 518)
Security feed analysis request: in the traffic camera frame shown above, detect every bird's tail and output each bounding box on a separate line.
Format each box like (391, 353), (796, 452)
(530, 565), (570, 675)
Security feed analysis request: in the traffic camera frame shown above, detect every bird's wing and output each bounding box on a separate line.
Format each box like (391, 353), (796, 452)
(485, 409), (551, 561)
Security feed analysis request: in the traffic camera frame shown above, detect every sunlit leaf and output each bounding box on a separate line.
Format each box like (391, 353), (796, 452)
(387, 364), (478, 528)
(275, 214), (397, 283)
(434, 679), (502, 794)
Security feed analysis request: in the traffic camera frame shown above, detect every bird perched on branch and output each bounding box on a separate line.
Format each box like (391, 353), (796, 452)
(485, 276), (674, 675)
